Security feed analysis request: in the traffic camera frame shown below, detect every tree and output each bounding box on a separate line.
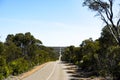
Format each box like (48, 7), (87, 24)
(0, 57), (11, 79)
(13, 33), (24, 47)
(98, 26), (120, 79)
(99, 25), (117, 53)
(83, 0), (120, 45)
(4, 43), (22, 62)
(0, 32), (58, 79)
(79, 38), (100, 72)
(0, 42), (4, 56)
(61, 46), (77, 63)
(10, 58), (29, 75)
(5, 34), (14, 46)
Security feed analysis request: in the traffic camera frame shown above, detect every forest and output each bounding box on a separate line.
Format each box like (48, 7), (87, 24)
(0, 32), (57, 80)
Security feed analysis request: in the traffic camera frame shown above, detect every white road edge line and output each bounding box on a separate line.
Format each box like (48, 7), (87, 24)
(46, 61), (57, 80)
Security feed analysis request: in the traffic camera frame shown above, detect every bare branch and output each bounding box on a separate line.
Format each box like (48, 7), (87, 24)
(105, 9), (110, 20)
(117, 18), (120, 27)
(117, 18), (120, 36)
(99, 11), (119, 43)
(83, 0), (120, 44)
(98, 11), (108, 25)
(109, 0), (113, 19)
(108, 25), (119, 43)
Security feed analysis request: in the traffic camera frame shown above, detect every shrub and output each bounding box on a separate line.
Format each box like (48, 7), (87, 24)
(10, 58), (29, 75)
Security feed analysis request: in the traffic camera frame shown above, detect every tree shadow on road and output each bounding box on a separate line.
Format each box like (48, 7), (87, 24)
(62, 62), (105, 80)
(62, 62), (82, 80)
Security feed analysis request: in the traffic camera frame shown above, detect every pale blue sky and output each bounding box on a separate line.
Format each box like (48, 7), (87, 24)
(0, 0), (103, 46)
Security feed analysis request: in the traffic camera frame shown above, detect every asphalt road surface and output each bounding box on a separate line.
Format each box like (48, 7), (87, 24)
(23, 61), (69, 80)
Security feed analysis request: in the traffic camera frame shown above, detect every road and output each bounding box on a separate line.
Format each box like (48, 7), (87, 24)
(23, 49), (71, 80)
(23, 61), (69, 80)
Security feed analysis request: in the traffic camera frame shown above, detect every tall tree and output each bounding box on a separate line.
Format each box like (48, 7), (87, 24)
(83, 0), (120, 45)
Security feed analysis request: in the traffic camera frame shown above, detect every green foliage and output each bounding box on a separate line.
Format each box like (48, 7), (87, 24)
(83, 0), (109, 11)
(0, 42), (4, 55)
(0, 57), (11, 80)
(0, 74), (4, 80)
(0, 32), (57, 79)
(10, 58), (29, 75)
(105, 46), (120, 79)
(62, 26), (120, 79)
(62, 46), (76, 63)
(79, 39), (99, 71)
(83, 0), (120, 45)
(4, 43), (22, 62)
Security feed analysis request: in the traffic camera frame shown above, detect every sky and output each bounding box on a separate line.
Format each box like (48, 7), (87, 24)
(0, 0), (104, 47)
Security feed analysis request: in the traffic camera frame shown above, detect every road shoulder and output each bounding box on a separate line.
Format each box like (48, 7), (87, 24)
(18, 62), (50, 79)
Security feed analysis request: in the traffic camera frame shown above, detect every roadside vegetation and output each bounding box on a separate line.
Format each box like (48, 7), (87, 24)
(62, 25), (120, 80)
(62, 0), (120, 80)
(0, 32), (57, 80)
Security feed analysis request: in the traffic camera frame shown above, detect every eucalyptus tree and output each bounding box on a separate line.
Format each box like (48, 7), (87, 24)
(83, 0), (120, 45)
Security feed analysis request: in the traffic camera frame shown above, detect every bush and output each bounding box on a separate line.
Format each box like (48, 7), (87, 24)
(10, 58), (29, 75)
(0, 57), (12, 80)
(0, 74), (4, 80)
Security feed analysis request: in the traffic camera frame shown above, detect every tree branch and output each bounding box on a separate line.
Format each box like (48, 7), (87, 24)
(108, 25), (119, 44)
(117, 18), (120, 27)
(99, 11), (119, 43)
